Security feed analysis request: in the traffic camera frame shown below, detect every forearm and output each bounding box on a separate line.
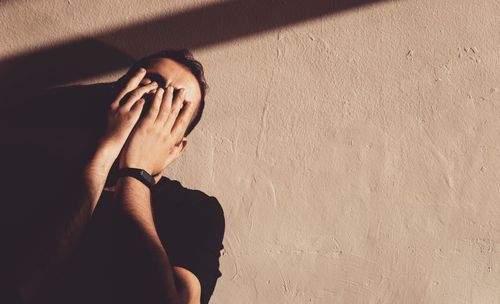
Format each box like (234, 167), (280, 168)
(83, 144), (120, 207)
(49, 145), (116, 259)
(112, 176), (181, 304)
(14, 145), (116, 303)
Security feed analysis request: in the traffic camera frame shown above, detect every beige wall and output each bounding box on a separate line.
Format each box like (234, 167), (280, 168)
(2, 0), (500, 303)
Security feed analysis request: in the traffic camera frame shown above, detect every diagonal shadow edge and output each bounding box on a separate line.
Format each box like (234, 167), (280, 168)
(101, 0), (391, 52)
(0, 0), (390, 92)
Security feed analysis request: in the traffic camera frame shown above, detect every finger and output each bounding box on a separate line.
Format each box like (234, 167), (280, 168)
(156, 85), (174, 124)
(123, 67), (147, 93)
(140, 78), (152, 86)
(111, 68), (147, 109)
(173, 140), (186, 156)
(176, 137), (187, 150)
(130, 98), (146, 115)
(144, 87), (164, 124)
(122, 82), (158, 111)
(164, 88), (186, 131)
(171, 101), (196, 140)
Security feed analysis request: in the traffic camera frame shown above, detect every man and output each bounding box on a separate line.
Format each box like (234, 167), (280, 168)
(1, 49), (225, 304)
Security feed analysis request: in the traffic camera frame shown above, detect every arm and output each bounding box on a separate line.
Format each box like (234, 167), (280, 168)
(11, 68), (158, 303)
(112, 176), (198, 304)
(13, 145), (116, 303)
(111, 84), (199, 304)
(154, 194), (225, 304)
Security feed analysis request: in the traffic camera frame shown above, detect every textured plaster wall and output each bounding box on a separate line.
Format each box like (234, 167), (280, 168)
(2, 0), (500, 303)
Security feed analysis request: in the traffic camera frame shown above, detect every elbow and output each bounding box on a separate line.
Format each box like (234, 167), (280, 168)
(175, 283), (201, 304)
(176, 290), (201, 304)
(173, 266), (201, 304)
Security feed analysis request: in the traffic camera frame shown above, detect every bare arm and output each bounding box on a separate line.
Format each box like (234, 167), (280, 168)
(111, 84), (199, 304)
(111, 176), (184, 304)
(12, 68), (158, 303)
(13, 145), (116, 303)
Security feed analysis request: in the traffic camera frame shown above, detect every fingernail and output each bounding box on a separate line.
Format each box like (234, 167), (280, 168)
(157, 88), (164, 94)
(138, 67), (146, 73)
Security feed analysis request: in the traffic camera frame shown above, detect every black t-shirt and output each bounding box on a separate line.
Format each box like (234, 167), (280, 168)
(46, 176), (225, 304)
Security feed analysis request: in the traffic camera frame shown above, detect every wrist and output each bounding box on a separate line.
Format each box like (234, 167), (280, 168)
(117, 167), (158, 188)
(86, 144), (119, 176)
(118, 160), (154, 176)
(117, 175), (151, 191)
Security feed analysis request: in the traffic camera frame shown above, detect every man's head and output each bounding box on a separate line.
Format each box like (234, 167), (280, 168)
(106, 49), (207, 187)
(119, 49), (207, 137)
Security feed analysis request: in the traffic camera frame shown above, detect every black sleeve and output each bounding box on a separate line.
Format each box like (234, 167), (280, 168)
(0, 280), (23, 304)
(169, 196), (225, 304)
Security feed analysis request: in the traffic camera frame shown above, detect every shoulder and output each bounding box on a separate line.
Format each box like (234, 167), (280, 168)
(152, 176), (225, 228)
(154, 176), (223, 209)
(153, 177), (225, 303)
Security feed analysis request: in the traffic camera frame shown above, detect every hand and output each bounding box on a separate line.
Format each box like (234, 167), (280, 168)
(119, 85), (196, 176)
(97, 68), (158, 160)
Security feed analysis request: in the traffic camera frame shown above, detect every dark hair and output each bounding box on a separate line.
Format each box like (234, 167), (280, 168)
(127, 49), (207, 137)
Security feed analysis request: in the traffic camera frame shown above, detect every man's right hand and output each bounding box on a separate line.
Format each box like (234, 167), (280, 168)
(118, 85), (196, 177)
(97, 67), (158, 162)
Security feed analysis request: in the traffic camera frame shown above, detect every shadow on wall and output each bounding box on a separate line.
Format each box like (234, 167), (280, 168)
(0, 0), (390, 192)
(0, 0), (389, 265)
(0, 0), (389, 301)
(0, 0), (388, 95)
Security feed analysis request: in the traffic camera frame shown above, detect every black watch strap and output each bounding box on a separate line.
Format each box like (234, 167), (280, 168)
(117, 167), (156, 189)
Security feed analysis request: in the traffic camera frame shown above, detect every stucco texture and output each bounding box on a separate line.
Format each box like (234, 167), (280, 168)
(2, 0), (500, 303)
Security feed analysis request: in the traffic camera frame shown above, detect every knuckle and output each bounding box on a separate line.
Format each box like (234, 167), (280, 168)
(127, 110), (137, 118)
(124, 112), (135, 122)
(150, 125), (161, 135)
(162, 133), (173, 142)
(132, 87), (146, 96)
(178, 117), (187, 125)
(162, 103), (171, 111)
(137, 86), (148, 94)
(154, 126), (163, 135)
(129, 91), (141, 100)
(151, 103), (160, 112)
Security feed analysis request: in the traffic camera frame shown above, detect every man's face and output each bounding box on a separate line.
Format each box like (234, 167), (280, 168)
(137, 57), (202, 129)
(105, 58), (202, 188)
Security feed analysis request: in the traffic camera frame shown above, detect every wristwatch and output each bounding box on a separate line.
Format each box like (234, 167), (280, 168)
(117, 167), (156, 189)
